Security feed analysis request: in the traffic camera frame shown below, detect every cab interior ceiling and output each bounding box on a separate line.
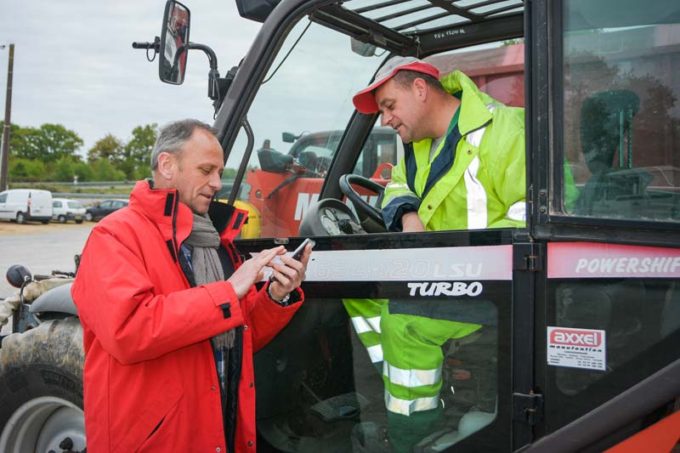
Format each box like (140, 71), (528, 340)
(310, 0), (525, 57)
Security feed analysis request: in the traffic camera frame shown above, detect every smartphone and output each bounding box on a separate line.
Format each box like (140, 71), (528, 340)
(291, 238), (316, 261)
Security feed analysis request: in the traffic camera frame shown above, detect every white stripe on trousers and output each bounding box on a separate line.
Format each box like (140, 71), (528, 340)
(383, 362), (441, 388)
(385, 393), (440, 416)
(351, 316), (381, 335)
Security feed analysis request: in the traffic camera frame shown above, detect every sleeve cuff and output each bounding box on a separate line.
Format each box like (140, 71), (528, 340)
(383, 198), (421, 232)
(203, 281), (243, 319)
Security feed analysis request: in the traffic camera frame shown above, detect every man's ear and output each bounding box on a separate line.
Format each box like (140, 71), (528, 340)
(155, 151), (177, 182)
(412, 77), (429, 102)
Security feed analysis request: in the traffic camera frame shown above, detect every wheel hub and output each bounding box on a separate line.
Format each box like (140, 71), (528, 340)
(0, 396), (85, 453)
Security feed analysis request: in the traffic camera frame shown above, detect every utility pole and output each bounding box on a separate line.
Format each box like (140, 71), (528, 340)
(0, 43), (14, 191)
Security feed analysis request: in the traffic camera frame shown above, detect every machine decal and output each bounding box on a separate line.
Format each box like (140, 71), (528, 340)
(548, 242), (680, 279)
(547, 326), (607, 371)
(407, 281), (483, 297)
(294, 192), (320, 220)
(254, 244), (512, 282)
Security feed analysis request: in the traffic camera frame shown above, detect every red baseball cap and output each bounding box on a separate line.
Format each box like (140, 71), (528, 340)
(352, 56), (440, 114)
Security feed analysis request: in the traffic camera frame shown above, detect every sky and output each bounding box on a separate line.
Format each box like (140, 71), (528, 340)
(0, 1), (261, 157)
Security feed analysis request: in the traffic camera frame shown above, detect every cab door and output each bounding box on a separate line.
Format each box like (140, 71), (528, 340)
(218, 2), (530, 451)
(530, 0), (680, 449)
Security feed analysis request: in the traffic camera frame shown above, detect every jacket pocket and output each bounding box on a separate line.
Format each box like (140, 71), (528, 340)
(112, 387), (183, 452)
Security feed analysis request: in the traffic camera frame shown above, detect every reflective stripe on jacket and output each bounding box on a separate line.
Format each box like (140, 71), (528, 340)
(72, 180), (303, 452)
(382, 70), (526, 231)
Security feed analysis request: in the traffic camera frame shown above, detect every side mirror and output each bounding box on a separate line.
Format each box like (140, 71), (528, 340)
(351, 38), (378, 57)
(159, 0), (191, 84)
(6, 264), (32, 289)
(258, 149), (294, 173)
(236, 0), (282, 23)
(282, 132), (298, 143)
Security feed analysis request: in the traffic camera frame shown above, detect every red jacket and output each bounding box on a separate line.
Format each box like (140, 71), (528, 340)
(72, 181), (302, 452)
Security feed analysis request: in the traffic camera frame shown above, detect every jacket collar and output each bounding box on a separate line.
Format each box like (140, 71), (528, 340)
(128, 180), (248, 257)
(128, 181), (192, 259)
(440, 70), (497, 136)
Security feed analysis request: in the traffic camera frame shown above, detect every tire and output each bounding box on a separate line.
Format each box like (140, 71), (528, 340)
(84, 212), (93, 222)
(75, 219), (83, 224)
(58, 215), (67, 223)
(0, 318), (86, 452)
(15, 212), (25, 224)
(41, 219), (50, 225)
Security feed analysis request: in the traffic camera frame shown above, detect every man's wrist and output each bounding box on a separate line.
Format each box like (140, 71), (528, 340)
(401, 212), (425, 232)
(267, 283), (291, 306)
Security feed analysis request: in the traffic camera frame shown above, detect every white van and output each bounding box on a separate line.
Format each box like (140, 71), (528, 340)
(0, 189), (53, 224)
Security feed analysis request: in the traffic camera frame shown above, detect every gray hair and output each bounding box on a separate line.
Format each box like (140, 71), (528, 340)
(150, 119), (218, 170)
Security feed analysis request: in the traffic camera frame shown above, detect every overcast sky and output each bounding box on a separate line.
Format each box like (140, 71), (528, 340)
(0, 0), (261, 157)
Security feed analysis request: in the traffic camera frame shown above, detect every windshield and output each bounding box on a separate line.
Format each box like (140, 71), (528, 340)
(223, 19), (386, 238)
(67, 201), (83, 209)
(225, 20), (384, 168)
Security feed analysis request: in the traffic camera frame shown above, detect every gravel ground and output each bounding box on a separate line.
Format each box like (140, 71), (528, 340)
(0, 221), (93, 299)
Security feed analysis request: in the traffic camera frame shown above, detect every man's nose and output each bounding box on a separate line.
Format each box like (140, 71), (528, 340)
(209, 172), (222, 191)
(380, 113), (390, 127)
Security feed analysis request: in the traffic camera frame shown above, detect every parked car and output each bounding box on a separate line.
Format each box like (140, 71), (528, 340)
(52, 198), (86, 224)
(0, 189), (53, 224)
(84, 199), (128, 222)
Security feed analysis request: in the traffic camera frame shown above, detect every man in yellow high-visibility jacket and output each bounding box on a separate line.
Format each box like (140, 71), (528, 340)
(346, 56), (525, 451)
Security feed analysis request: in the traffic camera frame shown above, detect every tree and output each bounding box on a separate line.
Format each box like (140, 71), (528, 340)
(53, 157), (93, 182)
(90, 158), (125, 181)
(36, 124), (84, 161)
(122, 124), (157, 180)
(51, 156), (77, 182)
(0, 121), (24, 155)
(2, 123), (83, 162)
(50, 156), (93, 182)
(73, 161), (94, 182)
(9, 158), (46, 182)
(87, 134), (124, 166)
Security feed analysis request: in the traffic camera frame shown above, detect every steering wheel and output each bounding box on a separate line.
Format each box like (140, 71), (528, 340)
(338, 174), (386, 232)
(298, 198), (365, 237)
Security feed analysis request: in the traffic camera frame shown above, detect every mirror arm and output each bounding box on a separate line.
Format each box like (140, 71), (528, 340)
(186, 42), (221, 100)
(187, 42), (218, 70)
(185, 42), (236, 111)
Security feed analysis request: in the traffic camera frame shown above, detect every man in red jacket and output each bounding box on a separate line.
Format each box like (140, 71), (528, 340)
(72, 119), (312, 452)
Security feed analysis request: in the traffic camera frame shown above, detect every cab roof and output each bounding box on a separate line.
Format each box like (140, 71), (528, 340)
(312, 0), (524, 56)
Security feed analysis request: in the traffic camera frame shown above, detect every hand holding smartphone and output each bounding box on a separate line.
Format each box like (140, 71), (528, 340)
(291, 238), (316, 261)
(268, 238), (315, 283)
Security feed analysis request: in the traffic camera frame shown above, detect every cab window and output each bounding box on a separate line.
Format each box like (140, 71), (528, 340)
(352, 41), (526, 223)
(223, 19), (385, 239)
(561, 0), (680, 221)
(547, 0), (680, 431)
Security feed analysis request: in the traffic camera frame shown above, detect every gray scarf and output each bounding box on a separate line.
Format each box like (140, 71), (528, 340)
(184, 213), (235, 352)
